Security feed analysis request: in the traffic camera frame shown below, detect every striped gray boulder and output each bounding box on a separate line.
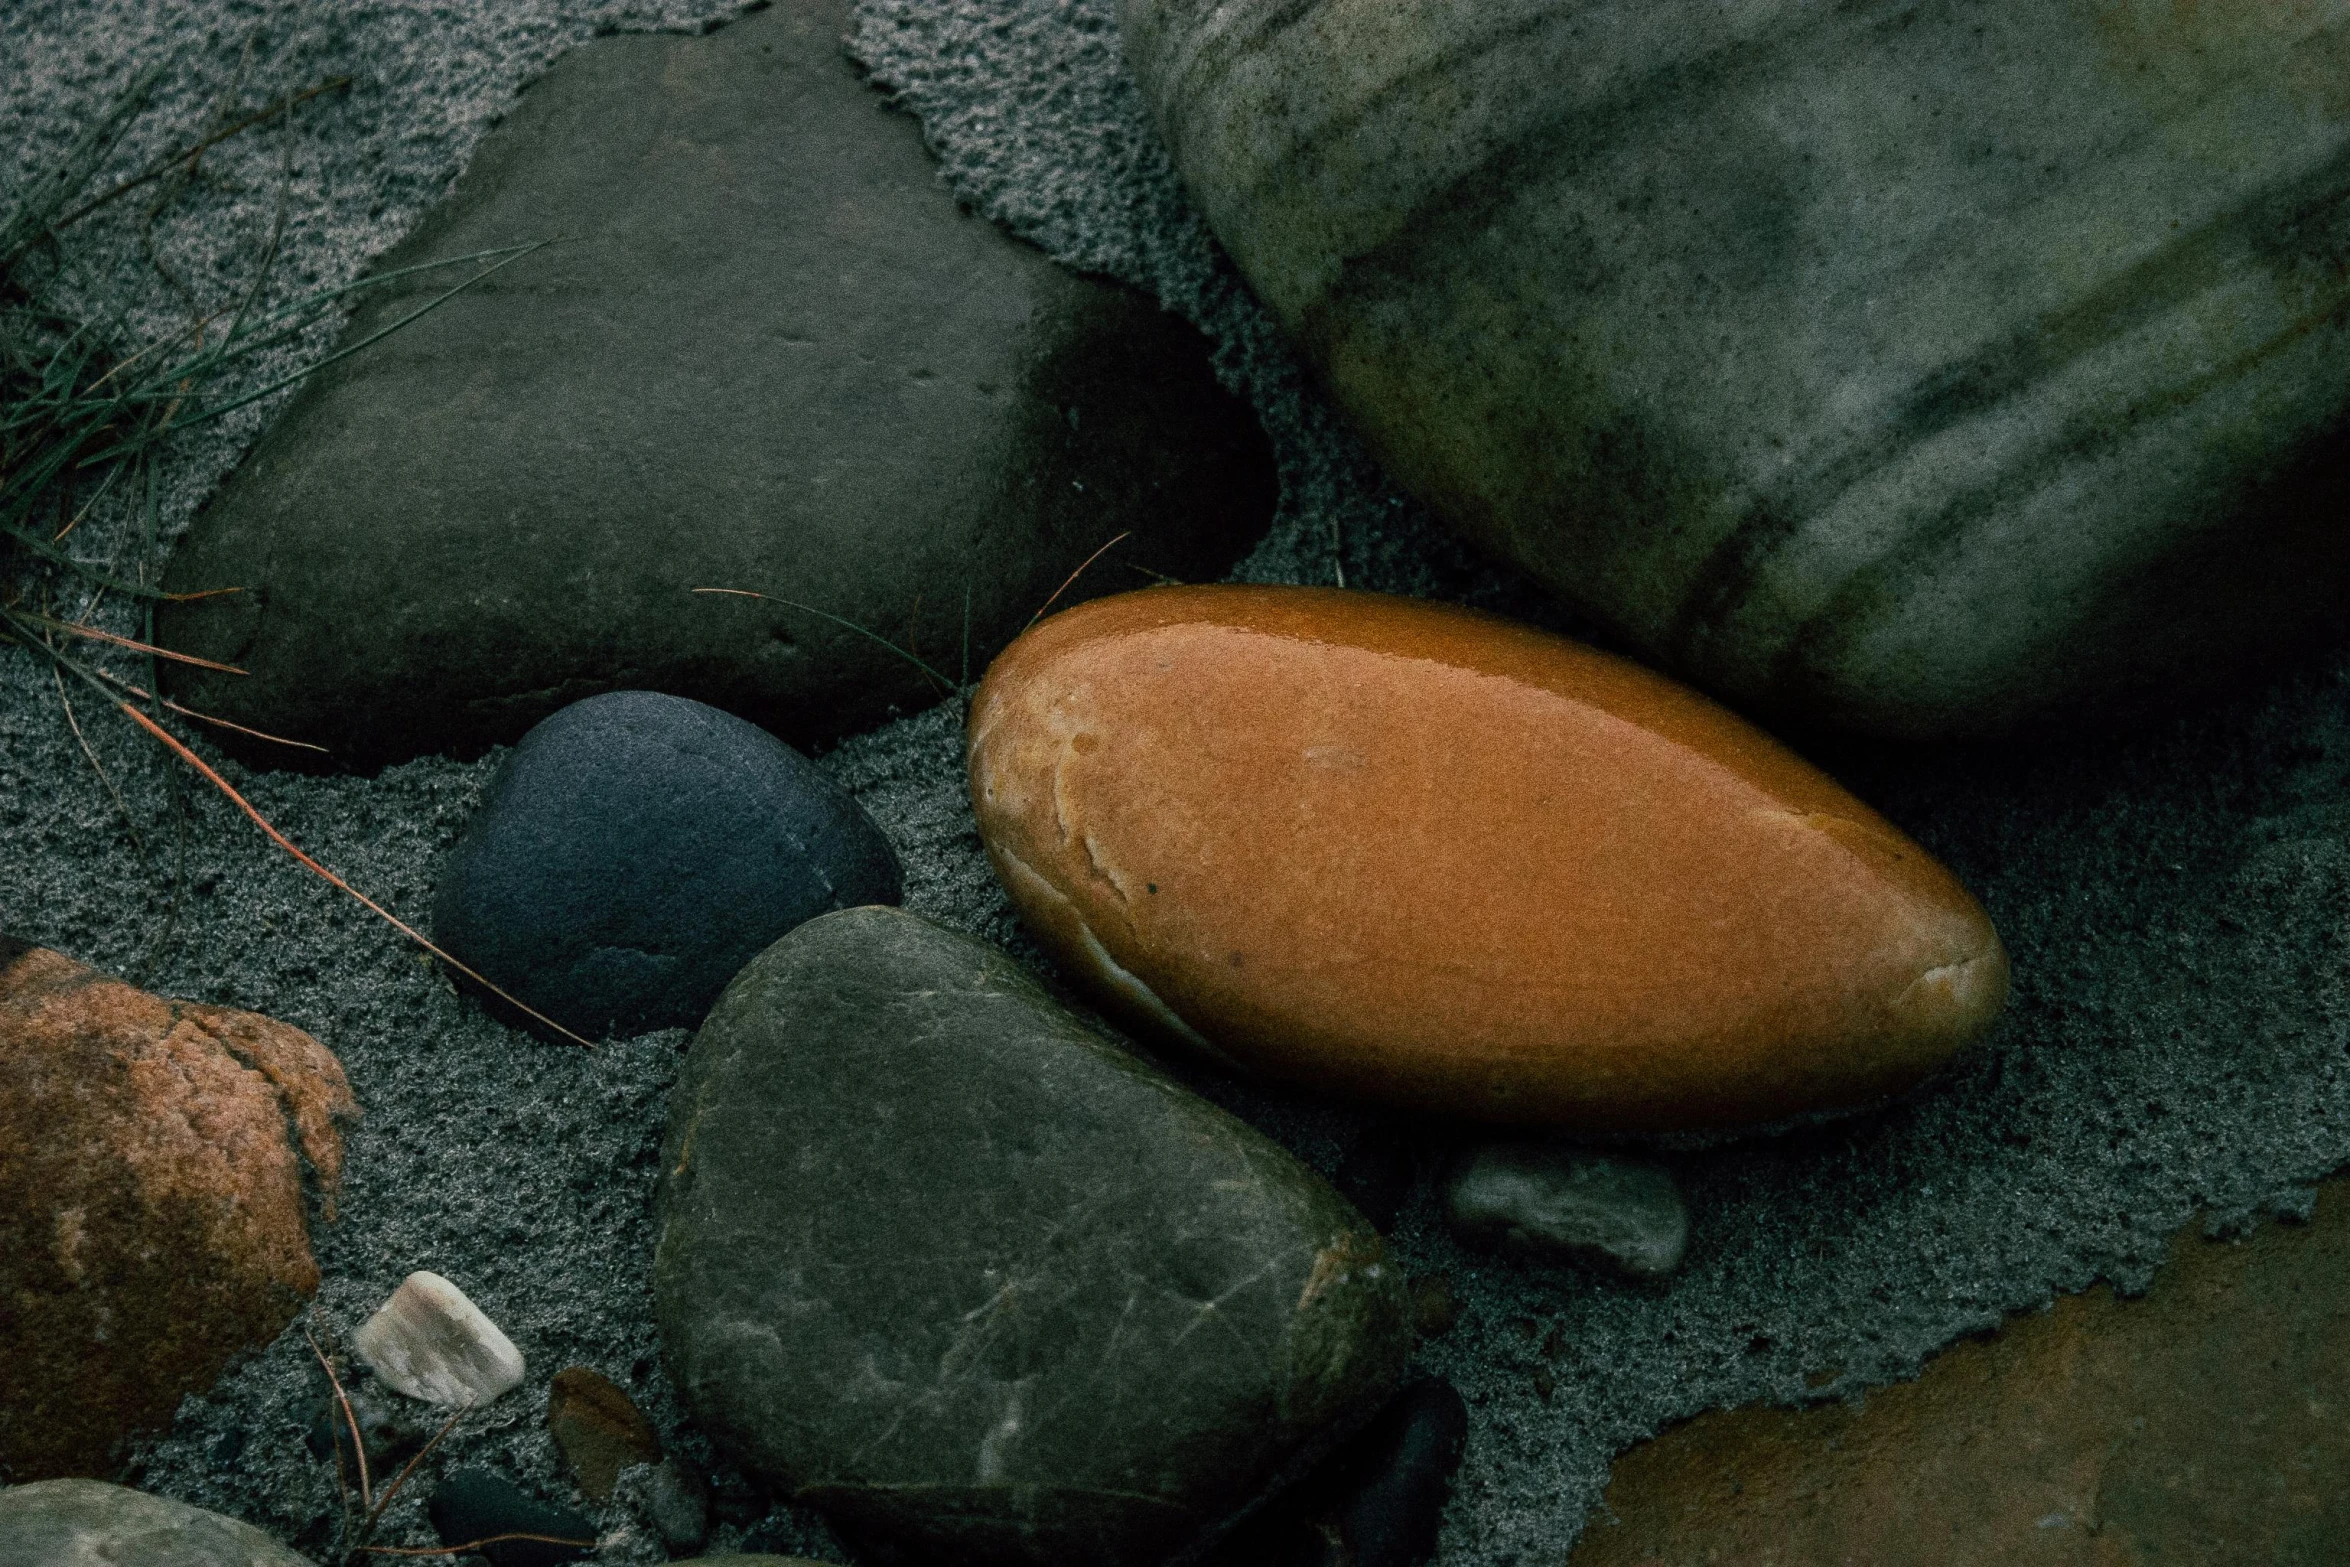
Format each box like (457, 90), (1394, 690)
(1122, 0), (2350, 737)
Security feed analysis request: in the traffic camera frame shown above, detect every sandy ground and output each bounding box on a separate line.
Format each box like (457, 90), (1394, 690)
(7, 2), (2350, 1562)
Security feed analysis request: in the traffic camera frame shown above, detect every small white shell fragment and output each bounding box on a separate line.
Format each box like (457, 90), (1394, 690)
(352, 1270), (525, 1407)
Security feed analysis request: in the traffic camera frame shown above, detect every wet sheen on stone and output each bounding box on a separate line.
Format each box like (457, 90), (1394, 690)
(967, 586), (2008, 1133)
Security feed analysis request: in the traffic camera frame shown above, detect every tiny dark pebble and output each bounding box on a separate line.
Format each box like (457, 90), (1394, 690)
(427, 1469), (596, 1567)
(1204, 1376), (1470, 1567)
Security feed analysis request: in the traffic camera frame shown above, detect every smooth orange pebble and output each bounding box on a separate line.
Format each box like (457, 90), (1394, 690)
(966, 585), (2008, 1133)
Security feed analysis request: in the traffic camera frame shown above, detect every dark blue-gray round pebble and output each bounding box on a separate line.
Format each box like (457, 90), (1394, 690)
(432, 691), (901, 1039)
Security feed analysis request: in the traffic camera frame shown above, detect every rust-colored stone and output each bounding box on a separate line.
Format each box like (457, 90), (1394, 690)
(548, 1364), (663, 1501)
(0, 936), (357, 1481)
(967, 586), (2006, 1132)
(1573, 1185), (2350, 1566)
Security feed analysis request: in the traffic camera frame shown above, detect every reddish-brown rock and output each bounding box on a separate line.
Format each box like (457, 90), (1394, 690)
(547, 1365), (663, 1501)
(1573, 1184), (2350, 1566)
(0, 936), (356, 1480)
(967, 586), (2006, 1132)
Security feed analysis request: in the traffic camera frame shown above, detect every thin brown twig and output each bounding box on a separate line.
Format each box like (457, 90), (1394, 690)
(1027, 530), (1133, 629)
(156, 694), (327, 751)
(51, 463), (124, 543)
(18, 611), (246, 671)
(84, 660), (329, 752)
(364, 1402), (468, 1533)
(117, 703), (597, 1048)
(79, 317), (198, 398)
(693, 587), (960, 694)
(52, 656), (145, 861)
(303, 1325), (373, 1516)
(355, 1535), (598, 1558)
(327, 1416), (357, 1554)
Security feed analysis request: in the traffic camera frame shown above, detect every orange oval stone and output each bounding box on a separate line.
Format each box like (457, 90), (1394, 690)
(965, 586), (2008, 1133)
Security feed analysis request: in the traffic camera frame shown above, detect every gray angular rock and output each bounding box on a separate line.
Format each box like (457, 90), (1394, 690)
(654, 906), (1410, 1566)
(0, 1480), (314, 1567)
(1121, 0), (2350, 738)
(1442, 1144), (1688, 1281)
(156, 0), (1274, 770)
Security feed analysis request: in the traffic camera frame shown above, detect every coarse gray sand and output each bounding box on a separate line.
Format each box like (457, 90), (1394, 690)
(6, 2), (2350, 1563)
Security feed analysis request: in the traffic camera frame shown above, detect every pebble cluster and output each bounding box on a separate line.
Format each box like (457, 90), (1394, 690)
(23, 0), (2344, 1559)
(1, 587), (2012, 1563)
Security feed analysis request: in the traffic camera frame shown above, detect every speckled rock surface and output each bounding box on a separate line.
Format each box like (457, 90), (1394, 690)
(655, 906), (1411, 1565)
(432, 692), (902, 1039)
(969, 585), (2007, 1131)
(1118, 0), (2350, 739)
(0, 1481), (316, 1567)
(155, 0), (1275, 769)
(0, 940), (355, 1481)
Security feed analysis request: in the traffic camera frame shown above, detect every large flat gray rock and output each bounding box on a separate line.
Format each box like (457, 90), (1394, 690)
(158, 0), (1272, 768)
(1121, 0), (2350, 738)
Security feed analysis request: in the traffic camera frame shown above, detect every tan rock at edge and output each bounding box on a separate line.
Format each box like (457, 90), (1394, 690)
(0, 936), (357, 1479)
(1573, 1183), (2350, 1566)
(967, 586), (2006, 1132)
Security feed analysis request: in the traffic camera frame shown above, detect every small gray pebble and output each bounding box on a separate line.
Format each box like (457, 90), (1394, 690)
(1442, 1144), (1689, 1280)
(643, 1458), (711, 1555)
